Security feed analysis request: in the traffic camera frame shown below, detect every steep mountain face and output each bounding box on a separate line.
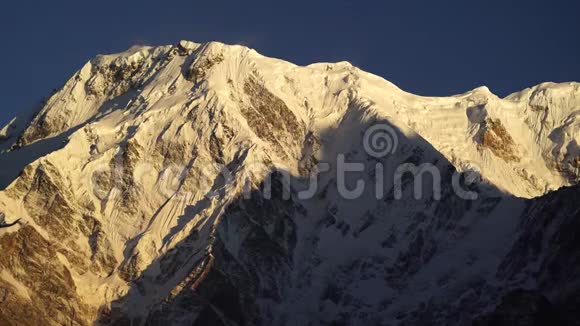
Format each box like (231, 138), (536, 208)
(0, 40), (578, 326)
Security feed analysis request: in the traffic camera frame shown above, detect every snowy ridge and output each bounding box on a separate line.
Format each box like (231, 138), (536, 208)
(0, 40), (578, 325)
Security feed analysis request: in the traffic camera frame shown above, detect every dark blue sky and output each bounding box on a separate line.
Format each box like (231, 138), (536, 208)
(1, 0), (579, 125)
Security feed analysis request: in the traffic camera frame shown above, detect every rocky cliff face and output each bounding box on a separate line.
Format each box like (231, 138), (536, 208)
(0, 40), (578, 325)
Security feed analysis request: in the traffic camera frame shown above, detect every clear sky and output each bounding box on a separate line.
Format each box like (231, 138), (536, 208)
(1, 0), (579, 125)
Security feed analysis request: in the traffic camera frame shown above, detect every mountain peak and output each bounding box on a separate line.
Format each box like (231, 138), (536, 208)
(177, 40), (199, 52)
(1, 41), (578, 197)
(0, 40), (578, 326)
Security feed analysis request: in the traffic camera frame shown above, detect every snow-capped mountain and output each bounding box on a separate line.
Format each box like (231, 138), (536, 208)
(0, 40), (578, 326)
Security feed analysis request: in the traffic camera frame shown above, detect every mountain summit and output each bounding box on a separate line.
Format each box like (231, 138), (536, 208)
(0, 41), (578, 325)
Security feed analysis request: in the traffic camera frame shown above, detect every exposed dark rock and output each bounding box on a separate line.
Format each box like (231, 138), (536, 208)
(184, 53), (224, 83)
(476, 118), (519, 162)
(0, 226), (92, 325)
(241, 76), (305, 157)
